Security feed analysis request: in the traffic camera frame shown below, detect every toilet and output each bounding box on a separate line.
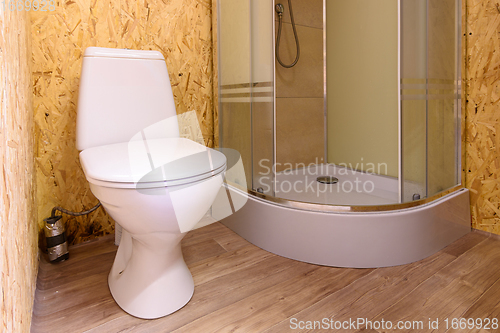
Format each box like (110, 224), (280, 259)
(76, 47), (227, 319)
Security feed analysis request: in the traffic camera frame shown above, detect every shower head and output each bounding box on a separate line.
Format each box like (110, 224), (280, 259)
(275, 3), (284, 16)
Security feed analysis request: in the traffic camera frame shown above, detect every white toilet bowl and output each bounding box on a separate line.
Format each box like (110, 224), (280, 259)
(76, 47), (228, 319)
(80, 137), (226, 318)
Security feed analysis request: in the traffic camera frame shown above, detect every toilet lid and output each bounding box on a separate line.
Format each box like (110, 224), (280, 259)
(80, 138), (226, 187)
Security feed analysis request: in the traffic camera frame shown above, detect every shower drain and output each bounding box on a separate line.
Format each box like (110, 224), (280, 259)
(316, 176), (339, 184)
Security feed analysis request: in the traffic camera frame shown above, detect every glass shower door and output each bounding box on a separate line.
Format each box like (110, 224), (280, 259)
(218, 0), (253, 190)
(426, 0), (461, 197)
(400, 0), (461, 202)
(218, 0), (275, 195)
(250, 0), (275, 196)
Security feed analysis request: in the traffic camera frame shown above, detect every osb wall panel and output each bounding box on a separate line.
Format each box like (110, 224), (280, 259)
(465, 0), (500, 235)
(0, 11), (38, 332)
(31, 0), (214, 244)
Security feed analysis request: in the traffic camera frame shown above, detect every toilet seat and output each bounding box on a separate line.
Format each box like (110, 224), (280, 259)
(80, 138), (226, 189)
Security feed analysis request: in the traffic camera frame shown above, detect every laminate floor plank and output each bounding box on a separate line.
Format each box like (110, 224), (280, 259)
(36, 251), (116, 291)
(372, 237), (500, 332)
(87, 256), (315, 333)
(189, 245), (275, 286)
(432, 238), (500, 291)
(373, 275), (483, 333)
(33, 298), (124, 333)
(462, 277), (500, 322)
(172, 268), (374, 332)
(30, 225), (500, 333)
(212, 231), (252, 252)
(182, 238), (227, 265)
(34, 272), (111, 317)
(181, 223), (233, 248)
(442, 230), (489, 257)
(264, 251), (456, 333)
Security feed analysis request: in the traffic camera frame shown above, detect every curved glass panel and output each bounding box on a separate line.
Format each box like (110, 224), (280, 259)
(218, 0), (462, 207)
(401, 0), (462, 202)
(218, 0), (276, 196)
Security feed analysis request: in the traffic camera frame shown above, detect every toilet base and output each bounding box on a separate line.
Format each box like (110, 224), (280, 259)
(108, 229), (194, 319)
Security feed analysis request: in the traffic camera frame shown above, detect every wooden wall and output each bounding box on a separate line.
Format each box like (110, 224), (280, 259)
(465, 0), (500, 235)
(0, 11), (38, 332)
(31, 0), (214, 244)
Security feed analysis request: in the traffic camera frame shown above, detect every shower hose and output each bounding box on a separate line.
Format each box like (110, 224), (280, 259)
(275, 0), (300, 68)
(51, 202), (101, 218)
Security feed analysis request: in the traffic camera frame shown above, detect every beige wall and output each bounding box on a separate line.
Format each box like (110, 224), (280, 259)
(0, 11), (38, 332)
(31, 0), (213, 244)
(326, 0), (399, 177)
(276, 0), (324, 171)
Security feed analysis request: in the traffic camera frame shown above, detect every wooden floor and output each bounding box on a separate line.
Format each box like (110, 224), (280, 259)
(31, 223), (500, 333)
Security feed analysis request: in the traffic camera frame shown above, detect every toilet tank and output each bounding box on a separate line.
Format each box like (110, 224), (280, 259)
(76, 47), (180, 151)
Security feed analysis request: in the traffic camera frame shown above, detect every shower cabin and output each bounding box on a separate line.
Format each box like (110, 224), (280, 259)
(215, 0), (470, 267)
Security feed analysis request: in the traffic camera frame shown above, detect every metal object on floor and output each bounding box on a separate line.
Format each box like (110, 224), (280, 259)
(43, 215), (69, 263)
(43, 201), (101, 262)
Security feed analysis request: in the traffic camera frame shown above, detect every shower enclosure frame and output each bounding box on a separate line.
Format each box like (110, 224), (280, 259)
(214, 0), (471, 268)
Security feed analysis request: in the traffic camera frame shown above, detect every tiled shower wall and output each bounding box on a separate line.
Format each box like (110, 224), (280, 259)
(275, 0), (325, 171)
